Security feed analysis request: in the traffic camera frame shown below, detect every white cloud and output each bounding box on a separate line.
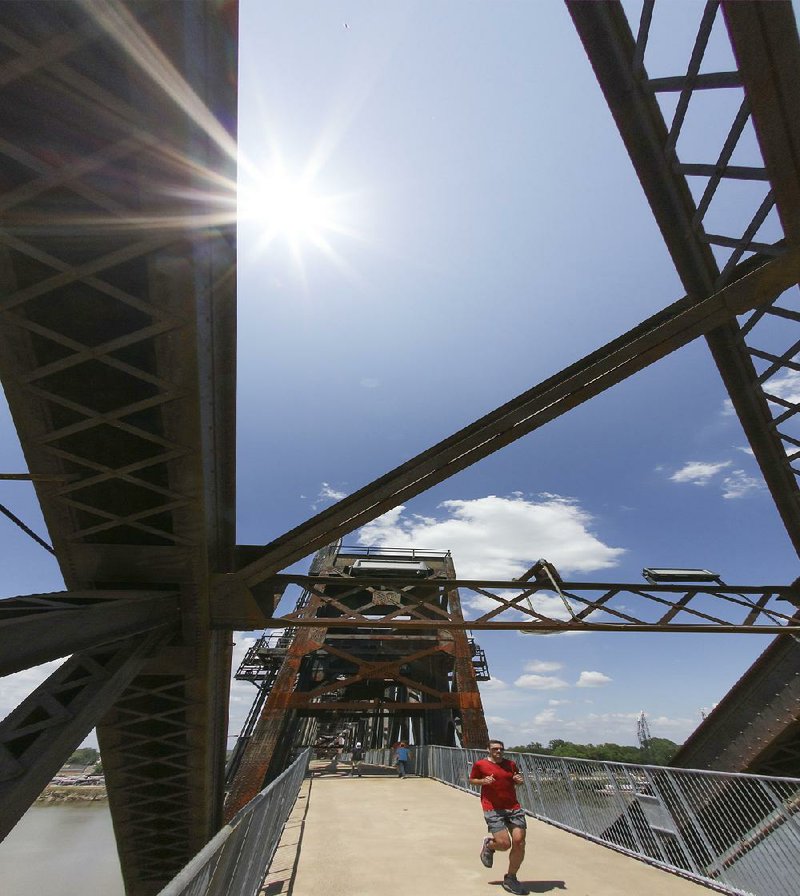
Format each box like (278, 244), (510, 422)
(480, 677), (508, 691)
(486, 708), (699, 748)
(548, 699), (569, 706)
(721, 469), (763, 499)
(311, 481), (348, 510)
(360, 377), (380, 389)
(320, 482), (346, 501)
(356, 494), (625, 578)
(736, 446), (755, 457)
(576, 670), (612, 688)
(725, 370), (800, 421)
(669, 461), (731, 486)
(486, 715), (511, 727)
(524, 660), (563, 673)
(764, 369), (800, 405)
(559, 712), (641, 741)
(514, 673), (569, 690)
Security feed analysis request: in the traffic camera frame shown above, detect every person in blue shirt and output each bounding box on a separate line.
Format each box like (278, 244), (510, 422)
(394, 742), (411, 777)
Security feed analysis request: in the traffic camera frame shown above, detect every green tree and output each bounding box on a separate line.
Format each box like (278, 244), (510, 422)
(69, 747), (99, 766)
(644, 737), (679, 766)
(507, 738), (681, 766)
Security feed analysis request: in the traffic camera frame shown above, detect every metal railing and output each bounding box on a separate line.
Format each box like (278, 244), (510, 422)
(156, 748), (310, 896)
(337, 545), (451, 558)
(415, 745), (800, 896)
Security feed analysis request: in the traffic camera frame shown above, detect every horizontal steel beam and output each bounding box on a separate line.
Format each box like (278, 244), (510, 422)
(269, 620), (800, 634)
(221, 573), (800, 634)
(291, 701), (449, 713)
(263, 574), (799, 593)
(212, 247), (800, 603)
(0, 590), (180, 677)
(0, 628), (170, 843)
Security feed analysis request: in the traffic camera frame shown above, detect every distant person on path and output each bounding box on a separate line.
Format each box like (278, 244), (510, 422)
(350, 741), (364, 777)
(394, 741), (411, 778)
(469, 739), (528, 895)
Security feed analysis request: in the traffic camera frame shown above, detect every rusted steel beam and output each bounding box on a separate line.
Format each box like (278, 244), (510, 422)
(224, 595), (329, 821)
(0, 590), (180, 677)
(267, 620), (799, 634)
(225, 572), (798, 633)
(447, 597), (489, 746)
(213, 248), (800, 602)
(291, 701), (451, 712)
(261, 574), (798, 594)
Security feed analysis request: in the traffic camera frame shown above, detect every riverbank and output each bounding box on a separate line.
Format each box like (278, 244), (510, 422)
(36, 785), (107, 803)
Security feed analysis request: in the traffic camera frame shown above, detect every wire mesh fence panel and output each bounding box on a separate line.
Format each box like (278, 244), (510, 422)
(422, 745), (800, 896)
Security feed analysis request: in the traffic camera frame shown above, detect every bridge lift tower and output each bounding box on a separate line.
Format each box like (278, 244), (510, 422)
(225, 543), (490, 816)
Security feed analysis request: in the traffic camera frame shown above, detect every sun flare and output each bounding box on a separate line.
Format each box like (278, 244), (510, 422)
(239, 169), (338, 246)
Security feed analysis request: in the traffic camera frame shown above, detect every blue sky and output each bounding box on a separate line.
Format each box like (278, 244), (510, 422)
(2, 1), (799, 753)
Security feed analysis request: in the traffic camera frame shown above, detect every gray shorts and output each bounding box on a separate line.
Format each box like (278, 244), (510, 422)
(484, 808), (527, 833)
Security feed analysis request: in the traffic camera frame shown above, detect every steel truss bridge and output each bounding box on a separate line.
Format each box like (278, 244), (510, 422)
(1, 2), (800, 894)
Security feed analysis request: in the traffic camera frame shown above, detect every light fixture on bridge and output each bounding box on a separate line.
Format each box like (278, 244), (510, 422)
(642, 567), (723, 585)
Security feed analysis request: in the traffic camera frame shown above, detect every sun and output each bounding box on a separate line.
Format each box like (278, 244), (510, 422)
(238, 166), (340, 249)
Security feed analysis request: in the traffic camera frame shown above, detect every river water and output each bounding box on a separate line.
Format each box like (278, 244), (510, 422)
(0, 803), (124, 895)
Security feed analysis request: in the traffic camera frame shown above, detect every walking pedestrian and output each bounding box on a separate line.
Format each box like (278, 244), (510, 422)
(394, 741), (411, 778)
(469, 739), (528, 895)
(350, 741), (364, 777)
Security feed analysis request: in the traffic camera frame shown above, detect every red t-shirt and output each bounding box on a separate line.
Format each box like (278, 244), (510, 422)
(470, 757), (521, 811)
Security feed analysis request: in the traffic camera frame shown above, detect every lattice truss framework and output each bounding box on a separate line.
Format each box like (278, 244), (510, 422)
(0, 3), (237, 894)
(642, 0), (800, 479)
(569, 0), (800, 547)
(265, 573), (799, 634)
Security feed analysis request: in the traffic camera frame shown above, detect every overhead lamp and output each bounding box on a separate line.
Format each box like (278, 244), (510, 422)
(642, 567), (723, 585)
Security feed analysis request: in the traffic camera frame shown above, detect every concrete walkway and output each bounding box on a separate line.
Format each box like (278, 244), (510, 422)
(259, 765), (714, 896)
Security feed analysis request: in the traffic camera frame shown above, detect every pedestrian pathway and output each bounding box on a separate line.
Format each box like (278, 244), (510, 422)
(259, 765), (714, 896)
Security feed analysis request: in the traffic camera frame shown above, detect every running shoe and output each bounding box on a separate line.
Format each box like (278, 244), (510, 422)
(501, 874), (527, 895)
(479, 837), (494, 868)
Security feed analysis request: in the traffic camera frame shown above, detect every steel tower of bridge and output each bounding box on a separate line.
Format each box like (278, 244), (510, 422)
(2, 3), (800, 895)
(225, 543), (490, 817)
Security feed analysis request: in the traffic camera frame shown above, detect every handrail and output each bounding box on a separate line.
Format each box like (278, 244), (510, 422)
(156, 748), (310, 896)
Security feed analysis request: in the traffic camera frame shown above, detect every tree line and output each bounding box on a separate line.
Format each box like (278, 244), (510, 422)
(507, 737), (680, 766)
(68, 747), (100, 767)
